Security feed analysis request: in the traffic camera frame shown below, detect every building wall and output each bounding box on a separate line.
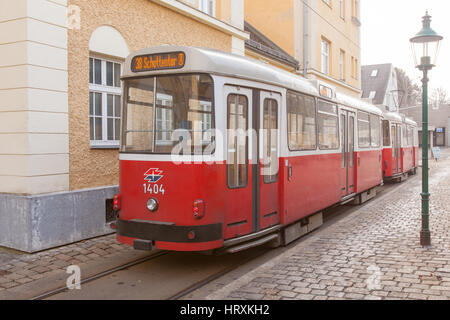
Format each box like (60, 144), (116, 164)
(68, 0), (233, 190)
(402, 104), (450, 147)
(244, 0), (361, 97)
(448, 117), (450, 147)
(180, 0), (242, 28)
(0, 0), (69, 195)
(307, 0), (361, 96)
(244, 0), (295, 57)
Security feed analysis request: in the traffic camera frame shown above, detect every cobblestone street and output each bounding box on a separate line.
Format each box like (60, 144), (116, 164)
(207, 150), (450, 300)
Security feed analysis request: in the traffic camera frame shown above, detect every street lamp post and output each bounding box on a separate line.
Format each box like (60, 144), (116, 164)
(410, 11), (443, 246)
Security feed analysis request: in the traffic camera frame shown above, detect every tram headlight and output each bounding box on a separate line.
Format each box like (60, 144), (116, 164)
(147, 198), (159, 212)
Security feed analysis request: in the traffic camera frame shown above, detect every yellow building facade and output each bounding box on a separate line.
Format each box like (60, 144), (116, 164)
(245, 0), (361, 97)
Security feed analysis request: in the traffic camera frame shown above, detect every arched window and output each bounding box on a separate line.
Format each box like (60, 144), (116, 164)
(88, 26), (129, 148)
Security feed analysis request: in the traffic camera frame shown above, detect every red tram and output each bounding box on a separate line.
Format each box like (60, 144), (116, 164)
(114, 46), (386, 253)
(381, 112), (418, 181)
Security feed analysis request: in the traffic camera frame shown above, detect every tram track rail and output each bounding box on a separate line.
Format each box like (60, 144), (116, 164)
(29, 251), (170, 300)
(167, 249), (271, 300)
(29, 246), (272, 301)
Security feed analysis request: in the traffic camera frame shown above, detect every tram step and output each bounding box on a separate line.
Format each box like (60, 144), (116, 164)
(224, 233), (280, 254)
(283, 212), (323, 246)
(352, 187), (377, 205)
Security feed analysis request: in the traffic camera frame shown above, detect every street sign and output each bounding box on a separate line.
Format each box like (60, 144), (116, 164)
(432, 147), (441, 160)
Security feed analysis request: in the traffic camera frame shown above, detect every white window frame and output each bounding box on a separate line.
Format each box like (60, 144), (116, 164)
(89, 56), (123, 149)
(198, 0), (216, 17)
(321, 39), (330, 75)
(340, 0), (345, 19)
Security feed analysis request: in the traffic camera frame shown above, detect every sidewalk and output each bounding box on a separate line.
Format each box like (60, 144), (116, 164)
(207, 150), (450, 300)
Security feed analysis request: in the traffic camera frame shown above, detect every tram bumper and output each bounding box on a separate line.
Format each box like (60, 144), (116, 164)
(116, 219), (223, 245)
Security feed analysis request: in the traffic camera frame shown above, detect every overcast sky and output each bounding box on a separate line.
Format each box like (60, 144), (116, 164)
(361, 0), (449, 93)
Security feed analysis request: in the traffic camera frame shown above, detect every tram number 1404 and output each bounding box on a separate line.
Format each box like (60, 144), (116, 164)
(143, 183), (165, 195)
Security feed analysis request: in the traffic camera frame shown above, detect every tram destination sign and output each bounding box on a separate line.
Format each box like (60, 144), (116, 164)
(132, 51), (185, 72)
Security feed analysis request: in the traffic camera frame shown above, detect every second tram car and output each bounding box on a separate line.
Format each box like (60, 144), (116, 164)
(114, 46), (385, 253)
(381, 112), (418, 181)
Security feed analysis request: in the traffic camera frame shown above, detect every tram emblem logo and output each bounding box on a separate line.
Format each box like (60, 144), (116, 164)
(144, 168), (164, 183)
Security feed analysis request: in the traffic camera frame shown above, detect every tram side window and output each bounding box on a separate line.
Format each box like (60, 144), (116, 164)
(122, 77), (155, 152)
(340, 114), (346, 168)
(317, 100), (339, 150)
(358, 112), (370, 148)
(402, 124), (407, 147)
(391, 125), (396, 157)
(263, 98), (278, 183)
(349, 115), (355, 167)
(287, 91), (316, 150)
(155, 75), (214, 154)
(227, 94), (248, 188)
(382, 120), (390, 146)
(407, 126), (413, 146)
(370, 115), (381, 147)
(414, 127), (419, 146)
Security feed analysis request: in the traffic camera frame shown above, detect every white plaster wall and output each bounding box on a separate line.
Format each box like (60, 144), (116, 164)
(231, 36), (245, 56)
(0, 0), (69, 195)
(230, 0), (244, 30)
(229, 0), (245, 56)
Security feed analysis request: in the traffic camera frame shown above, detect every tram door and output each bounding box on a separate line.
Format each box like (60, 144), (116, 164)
(258, 91), (281, 231)
(224, 86), (280, 238)
(391, 124), (401, 174)
(340, 110), (356, 198)
(224, 86), (254, 237)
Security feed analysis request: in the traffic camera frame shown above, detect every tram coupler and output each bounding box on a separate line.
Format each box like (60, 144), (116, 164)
(133, 239), (154, 251)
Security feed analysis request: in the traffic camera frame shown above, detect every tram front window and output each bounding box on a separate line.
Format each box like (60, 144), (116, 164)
(121, 74), (214, 154)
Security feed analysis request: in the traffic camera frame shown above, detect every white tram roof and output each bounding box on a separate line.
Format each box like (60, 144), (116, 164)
(122, 45), (318, 96)
(405, 117), (417, 126)
(335, 92), (382, 116)
(123, 45), (382, 116)
(381, 112), (417, 126)
(382, 111), (403, 122)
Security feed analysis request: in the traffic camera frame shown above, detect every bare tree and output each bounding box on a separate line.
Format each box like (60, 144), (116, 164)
(395, 67), (421, 107)
(430, 87), (449, 109)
